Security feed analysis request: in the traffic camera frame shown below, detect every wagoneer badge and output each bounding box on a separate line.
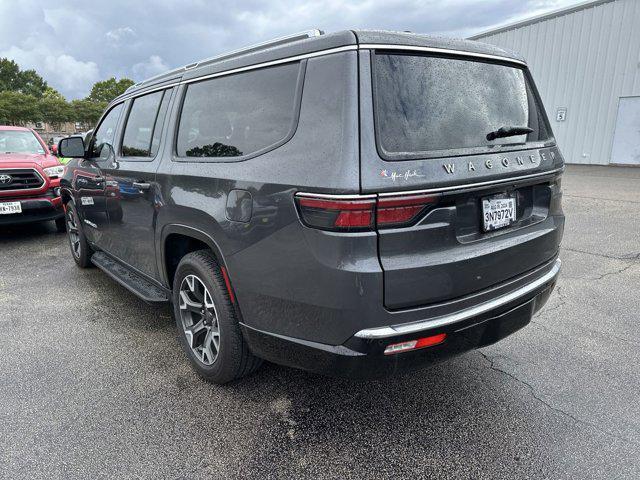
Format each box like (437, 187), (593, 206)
(0, 174), (13, 185)
(443, 151), (555, 175)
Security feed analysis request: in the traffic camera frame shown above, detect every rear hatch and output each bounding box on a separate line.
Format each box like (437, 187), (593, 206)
(360, 48), (564, 310)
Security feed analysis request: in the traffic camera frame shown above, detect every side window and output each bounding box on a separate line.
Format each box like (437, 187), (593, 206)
(121, 90), (170, 158)
(176, 62), (300, 158)
(90, 103), (123, 160)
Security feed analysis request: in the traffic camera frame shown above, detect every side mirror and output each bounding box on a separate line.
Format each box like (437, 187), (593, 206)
(51, 144), (58, 155)
(58, 137), (85, 158)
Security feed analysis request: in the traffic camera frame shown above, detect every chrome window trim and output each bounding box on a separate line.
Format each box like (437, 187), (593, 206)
(116, 43), (526, 104)
(117, 46), (358, 103)
(358, 44), (527, 66)
(0, 168), (45, 193)
(355, 259), (561, 339)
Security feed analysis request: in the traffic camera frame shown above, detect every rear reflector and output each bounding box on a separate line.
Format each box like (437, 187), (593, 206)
(295, 193), (440, 231)
(383, 333), (447, 355)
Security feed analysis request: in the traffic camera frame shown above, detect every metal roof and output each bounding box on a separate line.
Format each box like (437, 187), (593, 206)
(468, 0), (617, 39)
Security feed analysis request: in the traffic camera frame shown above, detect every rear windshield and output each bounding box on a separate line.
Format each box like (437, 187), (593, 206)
(372, 53), (551, 159)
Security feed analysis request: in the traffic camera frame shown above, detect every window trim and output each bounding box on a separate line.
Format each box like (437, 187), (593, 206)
(171, 60), (307, 163)
(118, 89), (172, 162)
(87, 102), (125, 161)
(369, 50), (555, 162)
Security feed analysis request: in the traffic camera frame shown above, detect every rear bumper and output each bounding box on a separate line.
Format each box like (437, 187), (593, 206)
(0, 196), (63, 226)
(241, 259), (559, 379)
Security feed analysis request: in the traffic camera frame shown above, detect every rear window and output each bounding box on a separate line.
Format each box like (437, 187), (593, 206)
(373, 53), (551, 159)
(176, 62), (301, 159)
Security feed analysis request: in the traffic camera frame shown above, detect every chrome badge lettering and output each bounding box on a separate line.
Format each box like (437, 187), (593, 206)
(440, 150), (553, 177)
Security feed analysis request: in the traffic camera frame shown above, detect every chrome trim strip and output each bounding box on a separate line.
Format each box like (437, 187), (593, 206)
(295, 192), (377, 200)
(0, 168), (45, 194)
(117, 45), (359, 102)
(377, 168), (564, 197)
(181, 45), (358, 86)
(357, 43), (527, 66)
(114, 42), (526, 103)
(355, 259), (561, 339)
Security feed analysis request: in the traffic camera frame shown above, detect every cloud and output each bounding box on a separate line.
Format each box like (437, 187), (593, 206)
(0, 45), (99, 99)
(0, 0), (585, 99)
(106, 27), (137, 44)
(132, 55), (169, 79)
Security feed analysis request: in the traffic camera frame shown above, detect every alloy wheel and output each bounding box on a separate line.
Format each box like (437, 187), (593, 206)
(66, 209), (81, 258)
(179, 274), (220, 366)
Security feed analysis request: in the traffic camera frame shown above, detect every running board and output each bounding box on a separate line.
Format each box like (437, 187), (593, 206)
(91, 252), (169, 304)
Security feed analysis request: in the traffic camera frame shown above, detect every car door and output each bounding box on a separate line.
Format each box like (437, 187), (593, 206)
(74, 103), (124, 248)
(100, 88), (172, 280)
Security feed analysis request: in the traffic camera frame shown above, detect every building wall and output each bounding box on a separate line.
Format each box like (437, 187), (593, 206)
(471, 0), (640, 165)
(25, 121), (84, 144)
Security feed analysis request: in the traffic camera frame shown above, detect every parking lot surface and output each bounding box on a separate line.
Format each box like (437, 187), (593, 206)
(1, 165), (638, 479)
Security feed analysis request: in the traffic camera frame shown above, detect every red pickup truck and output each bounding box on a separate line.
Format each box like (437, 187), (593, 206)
(0, 126), (65, 231)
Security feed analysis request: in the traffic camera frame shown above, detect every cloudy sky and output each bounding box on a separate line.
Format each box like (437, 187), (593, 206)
(0, 0), (583, 99)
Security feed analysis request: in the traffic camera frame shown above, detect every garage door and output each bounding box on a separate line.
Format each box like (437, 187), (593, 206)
(611, 96), (640, 165)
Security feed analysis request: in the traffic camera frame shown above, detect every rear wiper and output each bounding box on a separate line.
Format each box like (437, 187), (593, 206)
(486, 126), (533, 141)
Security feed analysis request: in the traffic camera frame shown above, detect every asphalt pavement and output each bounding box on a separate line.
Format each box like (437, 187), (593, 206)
(0, 165), (638, 479)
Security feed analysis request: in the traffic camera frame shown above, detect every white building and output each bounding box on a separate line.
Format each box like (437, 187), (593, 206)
(469, 0), (640, 166)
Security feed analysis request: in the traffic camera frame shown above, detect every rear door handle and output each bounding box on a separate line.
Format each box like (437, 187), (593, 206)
(132, 181), (151, 191)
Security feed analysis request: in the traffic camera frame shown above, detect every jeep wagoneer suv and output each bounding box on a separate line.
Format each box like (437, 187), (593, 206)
(57, 30), (564, 383)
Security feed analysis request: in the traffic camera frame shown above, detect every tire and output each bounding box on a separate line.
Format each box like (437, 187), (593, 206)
(54, 216), (66, 233)
(65, 201), (93, 268)
(172, 250), (262, 384)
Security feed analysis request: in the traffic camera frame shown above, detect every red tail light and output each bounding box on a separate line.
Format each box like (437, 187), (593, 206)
(377, 193), (439, 227)
(296, 196), (376, 231)
(295, 193), (440, 231)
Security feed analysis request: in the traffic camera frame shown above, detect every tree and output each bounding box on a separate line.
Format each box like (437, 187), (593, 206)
(71, 98), (106, 127)
(43, 86), (66, 101)
(0, 58), (47, 97)
(87, 77), (134, 103)
(0, 91), (41, 124)
(39, 96), (72, 125)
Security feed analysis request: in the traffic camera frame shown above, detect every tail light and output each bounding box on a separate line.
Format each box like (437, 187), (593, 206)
(295, 193), (439, 231)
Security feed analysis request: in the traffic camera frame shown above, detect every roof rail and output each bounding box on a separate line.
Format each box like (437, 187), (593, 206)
(125, 29), (324, 93)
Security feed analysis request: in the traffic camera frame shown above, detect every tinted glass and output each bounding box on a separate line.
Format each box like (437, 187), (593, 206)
(177, 62), (300, 158)
(0, 130), (45, 154)
(90, 103), (123, 159)
(373, 54), (550, 157)
(121, 91), (164, 157)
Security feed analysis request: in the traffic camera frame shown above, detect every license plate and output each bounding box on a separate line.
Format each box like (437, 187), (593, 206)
(482, 196), (516, 231)
(0, 201), (22, 215)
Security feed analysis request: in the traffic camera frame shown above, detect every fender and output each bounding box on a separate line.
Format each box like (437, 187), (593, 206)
(158, 223), (230, 289)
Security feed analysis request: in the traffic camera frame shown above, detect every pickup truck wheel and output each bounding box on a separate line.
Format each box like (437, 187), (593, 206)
(172, 250), (262, 384)
(65, 202), (93, 268)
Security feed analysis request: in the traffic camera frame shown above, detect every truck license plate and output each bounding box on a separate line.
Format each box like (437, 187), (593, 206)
(482, 196), (516, 231)
(0, 201), (22, 215)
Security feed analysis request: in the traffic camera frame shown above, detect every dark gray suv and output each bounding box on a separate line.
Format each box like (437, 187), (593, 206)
(58, 30), (564, 383)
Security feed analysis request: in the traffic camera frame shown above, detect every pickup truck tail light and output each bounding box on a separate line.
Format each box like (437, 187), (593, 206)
(295, 193), (440, 231)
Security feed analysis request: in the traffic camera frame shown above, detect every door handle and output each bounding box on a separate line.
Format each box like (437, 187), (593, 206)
(132, 181), (151, 191)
